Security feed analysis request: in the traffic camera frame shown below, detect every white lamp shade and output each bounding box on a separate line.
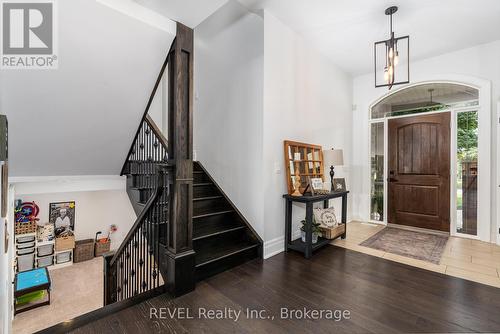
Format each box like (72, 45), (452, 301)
(323, 149), (344, 166)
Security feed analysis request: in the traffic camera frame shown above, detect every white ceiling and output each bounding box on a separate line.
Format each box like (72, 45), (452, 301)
(1, 0), (175, 176)
(240, 0), (500, 75)
(134, 0), (228, 28)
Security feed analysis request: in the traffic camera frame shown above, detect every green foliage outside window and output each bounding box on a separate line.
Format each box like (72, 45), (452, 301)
(457, 111), (478, 162)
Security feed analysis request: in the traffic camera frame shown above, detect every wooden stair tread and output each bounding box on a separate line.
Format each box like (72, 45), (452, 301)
(195, 240), (259, 267)
(193, 220), (245, 241)
(193, 195), (223, 202)
(193, 209), (233, 219)
(193, 182), (213, 187)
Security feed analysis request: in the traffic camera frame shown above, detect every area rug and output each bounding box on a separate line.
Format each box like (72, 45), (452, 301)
(359, 228), (448, 264)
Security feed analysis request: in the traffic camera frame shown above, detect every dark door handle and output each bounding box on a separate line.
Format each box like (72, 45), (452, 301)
(388, 178), (398, 182)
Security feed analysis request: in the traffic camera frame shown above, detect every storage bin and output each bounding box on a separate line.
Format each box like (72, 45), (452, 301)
(319, 224), (345, 240)
(37, 244), (54, 257)
(17, 254), (35, 272)
(16, 235), (35, 243)
(16, 241), (35, 250)
(36, 255), (54, 268)
(94, 240), (111, 257)
(55, 235), (75, 251)
(56, 251), (72, 264)
(16, 248), (35, 256)
(74, 239), (94, 263)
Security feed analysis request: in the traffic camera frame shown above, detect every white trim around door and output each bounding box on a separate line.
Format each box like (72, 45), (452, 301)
(367, 78), (492, 243)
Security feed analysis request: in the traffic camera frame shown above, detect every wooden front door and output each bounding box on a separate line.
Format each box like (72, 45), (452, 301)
(388, 112), (450, 232)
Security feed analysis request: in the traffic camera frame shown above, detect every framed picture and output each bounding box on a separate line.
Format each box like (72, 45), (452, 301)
(333, 178), (346, 192)
(49, 201), (75, 238)
(310, 178), (323, 191)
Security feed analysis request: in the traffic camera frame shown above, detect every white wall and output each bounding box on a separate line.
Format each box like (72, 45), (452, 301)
(262, 12), (353, 257)
(148, 74), (169, 136)
(352, 40), (500, 243)
(13, 180), (136, 250)
(0, 0), (175, 177)
(194, 1), (265, 236)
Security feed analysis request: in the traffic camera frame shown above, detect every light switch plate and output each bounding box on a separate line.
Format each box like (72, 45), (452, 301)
(274, 162), (281, 174)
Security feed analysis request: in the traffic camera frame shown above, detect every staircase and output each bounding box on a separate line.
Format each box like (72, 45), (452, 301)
(192, 162), (261, 280)
(124, 160), (261, 281)
(103, 23), (262, 306)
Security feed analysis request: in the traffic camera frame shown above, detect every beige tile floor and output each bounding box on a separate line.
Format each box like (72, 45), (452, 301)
(13, 257), (104, 334)
(332, 221), (500, 288)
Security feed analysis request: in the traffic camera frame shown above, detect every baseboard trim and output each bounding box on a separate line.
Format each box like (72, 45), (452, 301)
(263, 231), (301, 259)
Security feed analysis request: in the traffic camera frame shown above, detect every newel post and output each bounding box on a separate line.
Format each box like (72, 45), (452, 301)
(164, 22), (196, 297)
(103, 252), (117, 305)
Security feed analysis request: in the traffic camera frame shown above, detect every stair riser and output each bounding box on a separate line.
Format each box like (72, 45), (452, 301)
(193, 229), (247, 250)
(139, 188), (154, 203)
(193, 162), (203, 172)
(193, 184), (219, 198)
(131, 174), (156, 189)
(193, 198), (231, 216)
(195, 247), (259, 281)
(193, 172), (210, 183)
(194, 228), (248, 253)
(193, 212), (239, 228)
(126, 161), (166, 175)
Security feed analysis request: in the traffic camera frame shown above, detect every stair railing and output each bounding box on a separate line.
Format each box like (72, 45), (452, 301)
(104, 113), (172, 305)
(104, 164), (172, 305)
(104, 22), (195, 305)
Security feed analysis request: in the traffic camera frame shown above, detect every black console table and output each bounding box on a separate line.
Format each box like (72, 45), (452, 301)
(283, 191), (349, 259)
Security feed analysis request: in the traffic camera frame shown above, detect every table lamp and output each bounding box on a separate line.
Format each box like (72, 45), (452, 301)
(323, 149), (344, 191)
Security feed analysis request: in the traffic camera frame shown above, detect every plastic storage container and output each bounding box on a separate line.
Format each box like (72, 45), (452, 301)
(17, 254), (35, 272)
(56, 251), (72, 264)
(17, 241), (35, 250)
(16, 248), (35, 256)
(36, 256), (54, 268)
(16, 235), (36, 243)
(37, 244), (54, 257)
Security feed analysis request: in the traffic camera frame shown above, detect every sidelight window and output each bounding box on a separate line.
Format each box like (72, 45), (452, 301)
(456, 111), (478, 236)
(370, 122), (384, 222)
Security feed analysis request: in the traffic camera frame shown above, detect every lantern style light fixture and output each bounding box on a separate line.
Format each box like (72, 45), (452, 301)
(374, 6), (410, 89)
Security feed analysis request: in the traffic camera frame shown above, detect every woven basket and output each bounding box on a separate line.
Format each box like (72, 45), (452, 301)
(15, 221), (37, 235)
(74, 239), (95, 263)
(94, 240), (110, 257)
(320, 224), (345, 240)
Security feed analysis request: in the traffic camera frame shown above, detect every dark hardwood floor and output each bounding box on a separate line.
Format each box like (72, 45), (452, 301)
(72, 246), (500, 334)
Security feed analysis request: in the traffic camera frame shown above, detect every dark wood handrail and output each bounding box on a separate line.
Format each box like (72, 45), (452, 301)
(120, 41), (175, 176)
(145, 115), (168, 148)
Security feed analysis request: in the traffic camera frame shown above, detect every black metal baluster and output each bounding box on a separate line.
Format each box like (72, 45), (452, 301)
(156, 198), (160, 289)
(147, 208), (151, 291)
(136, 230), (139, 296)
(141, 226), (145, 292)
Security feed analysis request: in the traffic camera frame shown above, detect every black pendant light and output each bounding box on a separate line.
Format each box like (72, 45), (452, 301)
(374, 6), (410, 89)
